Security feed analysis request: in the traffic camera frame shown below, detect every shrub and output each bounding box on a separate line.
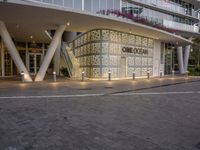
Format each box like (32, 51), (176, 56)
(60, 67), (69, 77)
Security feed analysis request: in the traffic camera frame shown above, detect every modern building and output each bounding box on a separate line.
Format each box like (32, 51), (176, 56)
(0, 0), (199, 81)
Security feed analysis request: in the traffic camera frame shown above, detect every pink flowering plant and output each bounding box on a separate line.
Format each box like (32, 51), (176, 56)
(96, 9), (178, 34)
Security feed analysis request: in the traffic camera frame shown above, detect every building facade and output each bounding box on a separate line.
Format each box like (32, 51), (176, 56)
(0, 0), (199, 81)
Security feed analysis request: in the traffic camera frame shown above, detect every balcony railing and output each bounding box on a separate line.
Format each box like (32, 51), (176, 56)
(163, 20), (199, 33)
(131, 0), (199, 19)
(24, 0), (200, 33)
(97, 10), (200, 33)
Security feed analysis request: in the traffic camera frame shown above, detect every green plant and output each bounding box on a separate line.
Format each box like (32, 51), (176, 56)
(60, 67), (69, 77)
(188, 65), (200, 76)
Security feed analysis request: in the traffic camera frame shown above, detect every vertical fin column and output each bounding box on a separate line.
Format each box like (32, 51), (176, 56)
(35, 25), (66, 81)
(0, 21), (32, 82)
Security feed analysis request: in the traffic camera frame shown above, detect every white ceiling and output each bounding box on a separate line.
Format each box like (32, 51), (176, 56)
(0, 1), (193, 45)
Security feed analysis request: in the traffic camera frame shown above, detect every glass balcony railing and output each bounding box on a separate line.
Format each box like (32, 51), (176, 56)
(163, 20), (199, 33)
(23, 0), (200, 33)
(132, 0), (199, 19)
(142, 15), (199, 33)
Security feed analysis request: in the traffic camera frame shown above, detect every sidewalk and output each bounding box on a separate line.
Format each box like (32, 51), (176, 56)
(0, 76), (200, 97)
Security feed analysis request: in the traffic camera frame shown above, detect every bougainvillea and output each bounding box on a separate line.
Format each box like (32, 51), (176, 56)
(96, 9), (178, 34)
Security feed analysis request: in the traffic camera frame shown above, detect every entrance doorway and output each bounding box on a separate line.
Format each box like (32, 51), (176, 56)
(28, 53), (42, 75)
(120, 57), (127, 78)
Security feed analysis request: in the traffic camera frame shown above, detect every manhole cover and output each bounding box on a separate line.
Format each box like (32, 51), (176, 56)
(195, 142), (200, 149)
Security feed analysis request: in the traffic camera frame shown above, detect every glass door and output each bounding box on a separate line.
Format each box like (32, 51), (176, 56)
(164, 48), (173, 75)
(120, 57), (127, 77)
(28, 53), (42, 75)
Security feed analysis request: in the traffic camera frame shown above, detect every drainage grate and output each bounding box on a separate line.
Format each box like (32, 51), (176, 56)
(195, 142), (200, 149)
(77, 88), (92, 90)
(104, 87), (113, 89)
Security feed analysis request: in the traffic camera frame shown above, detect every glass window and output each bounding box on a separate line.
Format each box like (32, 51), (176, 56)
(92, 0), (100, 12)
(113, 0), (120, 10)
(42, 0), (52, 4)
(84, 0), (92, 11)
(53, 0), (63, 6)
(100, 0), (107, 10)
(64, 0), (73, 8)
(107, 0), (114, 9)
(74, 0), (82, 10)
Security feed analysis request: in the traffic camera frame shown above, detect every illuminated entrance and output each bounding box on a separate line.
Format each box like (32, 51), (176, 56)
(28, 53), (42, 75)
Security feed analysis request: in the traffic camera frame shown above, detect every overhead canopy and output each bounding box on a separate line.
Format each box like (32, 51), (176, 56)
(0, 0), (193, 45)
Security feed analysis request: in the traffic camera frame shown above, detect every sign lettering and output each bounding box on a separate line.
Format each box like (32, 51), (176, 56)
(122, 47), (148, 55)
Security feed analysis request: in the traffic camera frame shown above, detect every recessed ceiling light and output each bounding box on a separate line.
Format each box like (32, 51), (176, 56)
(66, 22), (70, 26)
(30, 35), (33, 39)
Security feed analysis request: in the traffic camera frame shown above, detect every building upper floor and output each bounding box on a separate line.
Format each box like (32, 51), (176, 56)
(26, 0), (200, 19)
(1, 0), (200, 36)
(130, 0), (200, 20)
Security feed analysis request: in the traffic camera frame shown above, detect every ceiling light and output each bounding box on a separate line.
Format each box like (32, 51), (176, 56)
(66, 22), (70, 26)
(30, 35), (33, 39)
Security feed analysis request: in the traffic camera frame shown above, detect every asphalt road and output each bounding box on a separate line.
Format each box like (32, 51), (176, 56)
(0, 78), (200, 150)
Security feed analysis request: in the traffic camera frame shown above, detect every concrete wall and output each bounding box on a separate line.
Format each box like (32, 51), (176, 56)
(153, 40), (161, 77)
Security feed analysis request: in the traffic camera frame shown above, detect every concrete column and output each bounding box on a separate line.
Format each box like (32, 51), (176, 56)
(62, 31), (77, 43)
(25, 42), (29, 69)
(35, 25), (66, 81)
(177, 46), (185, 74)
(1, 40), (5, 77)
(0, 21), (32, 81)
(184, 45), (191, 72)
(53, 41), (61, 75)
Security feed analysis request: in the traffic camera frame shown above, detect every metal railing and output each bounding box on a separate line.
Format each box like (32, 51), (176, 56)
(61, 42), (73, 77)
(132, 0), (199, 19)
(163, 20), (199, 33)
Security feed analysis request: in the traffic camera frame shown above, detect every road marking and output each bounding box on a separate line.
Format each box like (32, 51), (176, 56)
(113, 91), (196, 96)
(0, 93), (104, 99)
(0, 91), (198, 99)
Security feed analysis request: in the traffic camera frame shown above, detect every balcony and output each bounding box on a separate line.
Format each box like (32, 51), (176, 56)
(97, 9), (199, 34)
(163, 20), (199, 33)
(131, 0), (199, 19)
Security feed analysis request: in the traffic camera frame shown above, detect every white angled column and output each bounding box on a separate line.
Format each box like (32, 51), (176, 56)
(184, 45), (191, 72)
(0, 21), (32, 82)
(53, 41), (61, 75)
(177, 46), (185, 74)
(35, 25), (66, 81)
